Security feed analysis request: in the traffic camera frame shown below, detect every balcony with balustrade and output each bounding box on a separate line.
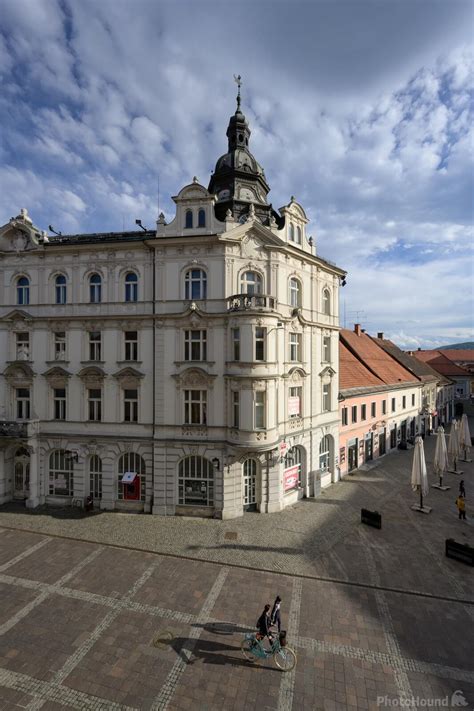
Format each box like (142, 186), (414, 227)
(227, 294), (276, 312)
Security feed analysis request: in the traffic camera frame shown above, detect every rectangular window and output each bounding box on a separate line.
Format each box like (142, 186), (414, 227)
(124, 389), (138, 422)
(184, 330), (207, 361)
(342, 407), (348, 426)
(323, 383), (331, 412)
(184, 389), (207, 425)
(255, 327), (266, 361)
(54, 332), (66, 360)
(16, 388), (30, 419)
(89, 331), (102, 361)
(289, 386), (302, 418)
(412, 394), (415, 407)
(232, 390), (240, 428)
(53, 388), (66, 420)
(371, 402), (376, 418)
(124, 331), (138, 361)
(16, 332), (30, 360)
(88, 389), (102, 421)
(382, 400), (387, 415)
(254, 391), (265, 429)
(361, 404), (367, 421)
(391, 398), (396, 413)
(289, 332), (301, 362)
(351, 405), (357, 423)
(322, 335), (331, 363)
(232, 328), (240, 361)
(402, 395), (406, 409)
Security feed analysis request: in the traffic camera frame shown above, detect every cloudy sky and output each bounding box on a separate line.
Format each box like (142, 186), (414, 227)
(0, 0), (472, 348)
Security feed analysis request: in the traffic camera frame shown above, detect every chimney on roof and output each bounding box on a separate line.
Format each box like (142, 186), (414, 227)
(377, 332), (383, 339)
(354, 323), (362, 336)
(417, 347), (421, 351)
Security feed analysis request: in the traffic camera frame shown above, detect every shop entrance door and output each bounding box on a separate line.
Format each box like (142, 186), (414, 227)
(243, 461), (257, 511)
(348, 445), (358, 472)
(379, 429), (386, 456)
(14, 449), (30, 499)
(365, 434), (373, 461)
(123, 475), (140, 500)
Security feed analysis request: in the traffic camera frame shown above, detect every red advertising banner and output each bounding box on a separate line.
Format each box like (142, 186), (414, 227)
(288, 397), (300, 417)
(284, 465), (300, 491)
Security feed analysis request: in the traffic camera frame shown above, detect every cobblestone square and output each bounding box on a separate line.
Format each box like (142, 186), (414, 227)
(0, 435), (472, 709)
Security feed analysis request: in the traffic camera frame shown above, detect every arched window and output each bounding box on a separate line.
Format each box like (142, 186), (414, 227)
(49, 450), (74, 496)
(289, 223), (295, 242)
(185, 210), (193, 229)
(296, 226), (302, 244)
(55, 274), (67, 304)
(118, 452), (146, 501)
(240, 271), (262, 295)
(198, 209), (206, 228)
(319, 436), (331, 472)
(178, 456), (214, 507)
(184, 269), (207, 300)
(89, 455), (102, 500)
(17, 276), (30, 305)
(322, 288), (331, 315)
(289, 277), (301, 307)
(124, 272), (138, 302)
(89, 273), (102, 303)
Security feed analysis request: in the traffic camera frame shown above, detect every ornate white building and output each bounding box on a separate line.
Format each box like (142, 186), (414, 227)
(0, 97), (345, 518)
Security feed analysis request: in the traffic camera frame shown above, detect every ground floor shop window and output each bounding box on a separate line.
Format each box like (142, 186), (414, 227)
(390, 426), (397, 449)
(284, 446), (302, 492)
(117, 452), (146, 501)
(49, 450), (73, 496)
(319, 436), (331, 472)
(178, 456), (214, 506)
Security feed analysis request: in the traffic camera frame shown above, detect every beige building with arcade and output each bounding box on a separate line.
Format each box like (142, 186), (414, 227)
(0, 97), (345, 518)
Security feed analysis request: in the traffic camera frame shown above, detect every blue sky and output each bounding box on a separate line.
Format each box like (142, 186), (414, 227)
(0, 0), (472, 348)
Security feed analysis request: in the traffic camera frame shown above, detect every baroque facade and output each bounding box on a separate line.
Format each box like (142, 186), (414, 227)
(0, 100), (345, 518)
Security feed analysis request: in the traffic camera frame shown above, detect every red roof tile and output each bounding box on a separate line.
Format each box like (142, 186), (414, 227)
(440, 349), (474, 362)
(339, 342), (384, 390)
(411, 350), (470, 376)
(341, 329), (418, 385)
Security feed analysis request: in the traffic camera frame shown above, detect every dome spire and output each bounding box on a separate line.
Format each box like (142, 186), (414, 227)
(233, 74), (242, 113)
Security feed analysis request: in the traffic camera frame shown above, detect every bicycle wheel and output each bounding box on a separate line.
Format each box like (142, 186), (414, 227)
(241, 638), (256, 662)
(274, 646), (296, 671)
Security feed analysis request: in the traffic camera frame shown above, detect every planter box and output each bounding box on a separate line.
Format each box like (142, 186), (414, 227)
(445, 538), (474, 566)
(361, 508), (382, 529)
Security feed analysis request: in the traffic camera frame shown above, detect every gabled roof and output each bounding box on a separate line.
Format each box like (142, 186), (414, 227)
(440, 349), (474, 363)
(411, 350), (470, 377)
(339, 342), (384, 391)
(371, 338), (439, 383)
(340, 329), (418, 386)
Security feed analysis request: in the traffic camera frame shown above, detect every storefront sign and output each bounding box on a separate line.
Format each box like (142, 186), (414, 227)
(122, 472), (136, 483)
(279, 441), (288, 457)
(288, 397), (300, 417)
(284, 465), (300, 491)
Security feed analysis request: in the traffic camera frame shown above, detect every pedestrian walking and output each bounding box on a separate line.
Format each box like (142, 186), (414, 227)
(456, 495), (466, 521)
(459, 480), (466, 498)
(256, 604), (273, 646)
(271, 595), (282, 633)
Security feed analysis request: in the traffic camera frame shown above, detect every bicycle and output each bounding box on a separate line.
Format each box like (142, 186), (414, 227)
(241, 631), (296, 671)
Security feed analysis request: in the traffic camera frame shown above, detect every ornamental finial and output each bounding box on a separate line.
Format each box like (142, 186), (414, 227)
(233, 74), (242, 112)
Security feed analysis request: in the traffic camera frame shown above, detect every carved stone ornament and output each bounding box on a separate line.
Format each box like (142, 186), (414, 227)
(4, 363), (34, 386)
(112, 367), (144, 388)
(43, 366), (71, 386)
(78, 366), (106, 385)
(173, 367), (216, 389)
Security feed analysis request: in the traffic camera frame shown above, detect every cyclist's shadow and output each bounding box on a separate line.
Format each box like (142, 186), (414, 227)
(169, 636), (279, 671)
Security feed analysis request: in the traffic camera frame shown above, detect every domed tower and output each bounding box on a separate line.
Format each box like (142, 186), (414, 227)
(208, 79), (281, 226)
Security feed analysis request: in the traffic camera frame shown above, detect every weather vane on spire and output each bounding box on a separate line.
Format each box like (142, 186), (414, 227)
(233, 74), (242, 111)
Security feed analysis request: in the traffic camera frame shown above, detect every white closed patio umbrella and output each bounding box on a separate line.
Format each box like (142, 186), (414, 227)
(459, 413), (472, 462)
(432, 426), (449, 490)
(411, 435), (431, 513)
(448, 420), (462, 473)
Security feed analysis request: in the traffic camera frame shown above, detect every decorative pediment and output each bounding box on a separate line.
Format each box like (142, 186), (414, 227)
(172, 367), (216, 389)
(284, 367), (308, 382)
(112, 367), (144, 388)
(43, 366), (71, 383)
(0, 210), (44, 253)
(2, 310), (34, 331)
(3, 363), (35, 384)
(319, 366), (336, 384)
(78, 366), (106, 384)
(219, 221), (287, 249)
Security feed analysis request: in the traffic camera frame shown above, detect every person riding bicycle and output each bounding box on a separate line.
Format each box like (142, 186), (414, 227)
(256, 604), (273, 649)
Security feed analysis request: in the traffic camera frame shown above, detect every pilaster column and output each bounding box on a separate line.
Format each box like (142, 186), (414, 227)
(26, 445), (40, 508)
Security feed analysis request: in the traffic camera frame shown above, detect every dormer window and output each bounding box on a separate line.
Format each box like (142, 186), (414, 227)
(198, 209), (206, 228)
(185, 210), (193, 229)
(17, 276), (30, 305)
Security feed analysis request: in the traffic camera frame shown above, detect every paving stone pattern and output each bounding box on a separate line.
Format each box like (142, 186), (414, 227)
(0, 435), (472, 709)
